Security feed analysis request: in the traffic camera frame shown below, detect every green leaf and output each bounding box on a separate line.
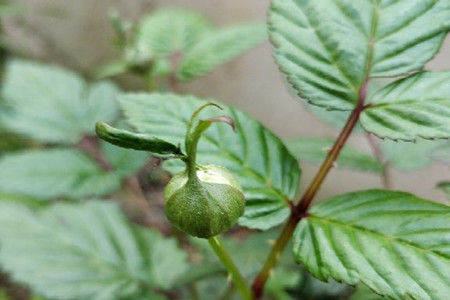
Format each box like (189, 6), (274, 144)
(350, 285), (386, 300)
(96, 122), (183, 158)
(304, 102), (364, 133)
(177, 24), (267, 81)
(285, 137), (384, 173)
(0, 200), (187, 299)
(437, 182), (450, 201)
(1, 60), (120, 144)
(362, 71), (450, 141)
(380, 139), (445, 171)
(119, 93), (301, 230)
(269, 0), (450, 110)
(136, 9), (213, 56)
(293, 189), (450, 300)
(0, 149), (121, 199)
(95, 60), (128, 79)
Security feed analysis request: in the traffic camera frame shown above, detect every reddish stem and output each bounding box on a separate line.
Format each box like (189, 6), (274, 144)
(251, 81), (369, 299)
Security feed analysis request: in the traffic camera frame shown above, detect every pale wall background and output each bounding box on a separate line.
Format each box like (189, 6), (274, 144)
(4, 0), (450, 203)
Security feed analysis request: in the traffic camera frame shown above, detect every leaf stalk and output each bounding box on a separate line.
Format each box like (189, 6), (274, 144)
(208, 236), (252, 300)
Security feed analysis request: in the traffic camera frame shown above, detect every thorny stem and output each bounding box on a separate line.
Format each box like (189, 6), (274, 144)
(208, 236), (252, 300)
(251, 81), (369, 299)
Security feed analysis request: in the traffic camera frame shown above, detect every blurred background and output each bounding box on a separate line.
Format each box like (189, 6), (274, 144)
(3, 0), (450, 203)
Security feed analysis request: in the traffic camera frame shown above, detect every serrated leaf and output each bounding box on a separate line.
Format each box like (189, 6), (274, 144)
(285, 137), (384, 173)
(136, 9), (213, 56)
(350, 285), (386, 300)
(96, 122), (183, 158)
(119, 93), (301, 230)
(294, 189), (450, 300)
(177, 24), (266, 81)
(0, 149), (121, 199)
(437, 182), (450, 201)
(380, 139), (445, 171)
(362, 71), (450, 141)
(304, 102), (364, 133)
(0, 200), (187, 300)
(269, 0), (450, 110)
(0, 60), (120, 144)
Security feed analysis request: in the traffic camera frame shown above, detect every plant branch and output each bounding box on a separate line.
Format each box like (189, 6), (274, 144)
(208, 236), (252, 300)
(251, 81), (369, 299)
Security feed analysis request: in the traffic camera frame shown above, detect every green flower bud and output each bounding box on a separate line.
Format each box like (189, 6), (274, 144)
(165, 164), (245, 238)
(163, 103), (246, 238)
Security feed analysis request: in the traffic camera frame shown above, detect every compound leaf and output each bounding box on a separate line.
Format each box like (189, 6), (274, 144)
(362, 71), (450, 141)
(294, 189), (450, 300)
(119, 93), (301, 230)
(178, 24), (266, 81)
(285, 137), (384, 173)
(0, 149), (120, 199)
(0, 200), (187, 299)
(0, 60), (120, 144)
(269, 0), (450, 110)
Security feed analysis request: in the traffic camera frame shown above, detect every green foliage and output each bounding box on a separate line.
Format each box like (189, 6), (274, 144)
(0, 200), (187, 300)
(285, 137), (384, 173)
(380, 139), (445, 171)
(177, 24), (267, 81)
(96, 122), (183, 158)
(293, 190), (450, 300)
(349, 285), (386, 300)
(0, 149), (119, 199)
(1, 60), (120, 144)
(304, 102), (364, 132)
(0, 2), (449, 300)
(269, 0), (450, 110)
(118, 93), (301, 230)
(0, 146), (148, 200)
(136, 9), (213, 56)
(361, 72), (450, 141)
(102, 8), (266, 83)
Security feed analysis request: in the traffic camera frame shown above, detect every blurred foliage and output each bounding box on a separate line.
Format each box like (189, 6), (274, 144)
(97, 8), (266, 88)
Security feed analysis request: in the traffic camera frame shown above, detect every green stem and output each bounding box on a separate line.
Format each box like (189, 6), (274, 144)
(251, 81), (369, 299)
(208, 236), (252, 300)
